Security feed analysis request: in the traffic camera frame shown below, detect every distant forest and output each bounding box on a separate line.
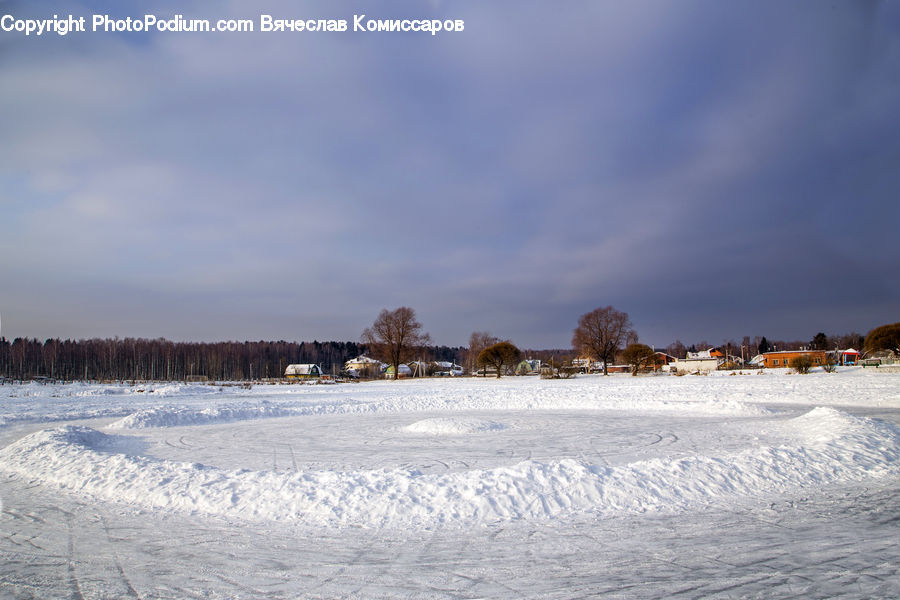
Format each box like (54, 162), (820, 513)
(0, 337), (464, 382)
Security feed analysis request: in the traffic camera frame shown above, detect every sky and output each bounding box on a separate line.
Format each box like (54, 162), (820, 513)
(1, 0), (898, 349)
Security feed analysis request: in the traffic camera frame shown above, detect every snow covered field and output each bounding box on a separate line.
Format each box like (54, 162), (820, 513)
(2, 369), (899, 598)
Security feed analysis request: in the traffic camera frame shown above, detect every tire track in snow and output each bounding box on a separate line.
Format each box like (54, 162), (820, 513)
(62, 509), (86, 600)
(100, 515), (142, 599)
(212, 571), (270, 598)
(2, 506), (47, 525)
(284, 443), (298, 471)
(304, 546), (370, 596)
(2, 506), (50, 552)
(164, 437), (191, 450)
(179, 435), (203, 450)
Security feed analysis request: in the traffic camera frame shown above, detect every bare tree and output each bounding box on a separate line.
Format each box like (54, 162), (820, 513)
(466, 331), (499, 375)
(666, 340), (687, 360)
(572, 306), (637, 375)
(361, 307), (431, 380)
(476, 341), (522, 378)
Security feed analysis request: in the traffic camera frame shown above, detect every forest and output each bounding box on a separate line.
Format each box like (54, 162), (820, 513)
(0, 337), (463, 382)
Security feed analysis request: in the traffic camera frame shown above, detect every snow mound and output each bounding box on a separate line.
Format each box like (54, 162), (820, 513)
(3, 408), (899, 529)
(107, 400), (376, 429)
(109, 404), (302, 429)
(71, 383), (225, 397)
(403, 417), (509, 435)
(787, 406), (861, 441)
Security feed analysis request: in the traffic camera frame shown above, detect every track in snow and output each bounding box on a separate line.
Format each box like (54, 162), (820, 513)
(140, 411), (728, 474)
(3, 478), (898, 599)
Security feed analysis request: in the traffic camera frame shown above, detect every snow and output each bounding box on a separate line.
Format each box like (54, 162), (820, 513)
(3, 405), (896, 528)
(403, 417), (509, 434)
(2, 369), (900, 598)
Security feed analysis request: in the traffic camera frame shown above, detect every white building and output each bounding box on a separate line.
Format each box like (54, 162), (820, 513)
(671, 358), (720, 374)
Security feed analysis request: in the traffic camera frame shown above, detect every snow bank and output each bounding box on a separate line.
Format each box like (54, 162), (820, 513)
(70, 383), (228, 397)
(106, 400), (376, 429)
(0, 381), (354, 427)
(3, 408), (898, 529)
(0, 382), (231, 427)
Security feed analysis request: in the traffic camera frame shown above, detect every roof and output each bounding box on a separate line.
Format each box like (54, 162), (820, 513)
(345, 355), (382, 365)
(284, 364), (321, 375)
(686, 348), (722, 359)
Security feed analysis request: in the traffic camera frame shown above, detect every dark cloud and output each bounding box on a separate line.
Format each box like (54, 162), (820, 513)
(1, 0), (898, 347)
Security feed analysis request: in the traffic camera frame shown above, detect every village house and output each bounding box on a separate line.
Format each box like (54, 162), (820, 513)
(343, 356), (384, 378)
(672, 348), (725, 374)
(761, 350), (828, 368)
(652, 352), (676, 371)
(284, 364), (323, 380)
(686, 348), (725, 360)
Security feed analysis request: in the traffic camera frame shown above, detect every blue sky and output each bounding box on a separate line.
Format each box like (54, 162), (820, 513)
(1, 0), (898, 348)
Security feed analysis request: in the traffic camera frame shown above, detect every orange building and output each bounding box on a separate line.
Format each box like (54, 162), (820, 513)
(762, 350), (828, 368)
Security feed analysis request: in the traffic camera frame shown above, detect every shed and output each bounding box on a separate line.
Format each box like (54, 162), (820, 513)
(516, 359), (541, 375)
(838, 348), (860, 365)
(385, 364), (412, 378)
(284, 364), (323, 379)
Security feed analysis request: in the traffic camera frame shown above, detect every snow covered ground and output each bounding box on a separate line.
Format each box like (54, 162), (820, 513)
(2, 369), (899, 598)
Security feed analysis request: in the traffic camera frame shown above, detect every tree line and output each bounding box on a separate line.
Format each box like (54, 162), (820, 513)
(2, 313), (892, 382)
(0, 337), (463, 382)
